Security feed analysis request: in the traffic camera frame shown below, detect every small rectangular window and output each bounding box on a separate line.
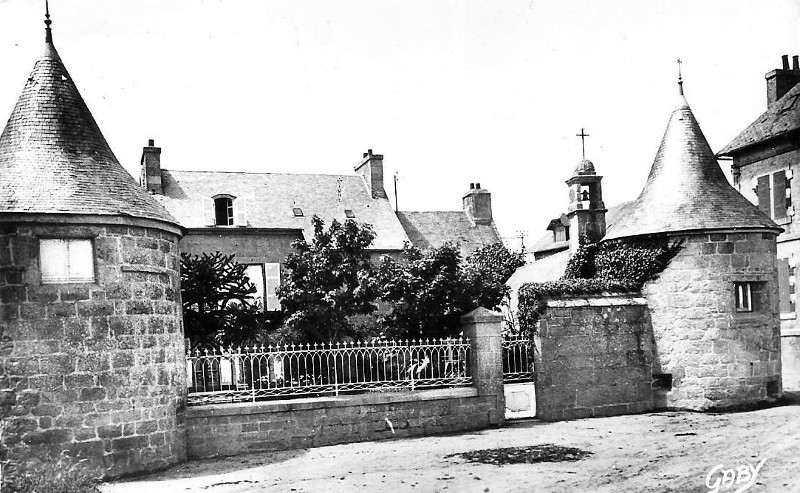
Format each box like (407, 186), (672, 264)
(735, 282), (753, 312)
(344, 209), (356, 219)
(293, 207), (304, 217)
(40, 239), (95, 283)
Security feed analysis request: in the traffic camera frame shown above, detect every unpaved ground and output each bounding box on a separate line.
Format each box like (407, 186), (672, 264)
(103, 404), (800, 493)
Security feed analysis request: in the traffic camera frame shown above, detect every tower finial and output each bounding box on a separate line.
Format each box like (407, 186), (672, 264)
(45, 0), (53, 44)
(677, 58), (684, 96)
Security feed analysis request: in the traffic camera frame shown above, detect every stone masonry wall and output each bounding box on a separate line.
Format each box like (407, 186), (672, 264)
(535, 296), (654, 421)
(0, 222), (186, 483)
(643, 232), (782, 410)
(186, 388), (497, 459)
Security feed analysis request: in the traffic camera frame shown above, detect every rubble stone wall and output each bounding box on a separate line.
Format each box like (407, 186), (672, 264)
(643, 231), (782, 410)
(535, 296), (654, 421)
(0, 221), (186, 481)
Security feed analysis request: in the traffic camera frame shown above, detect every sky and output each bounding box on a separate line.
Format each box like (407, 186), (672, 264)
(0, 0), (798, 249)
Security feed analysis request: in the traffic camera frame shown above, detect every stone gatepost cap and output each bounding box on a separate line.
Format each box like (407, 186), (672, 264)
(460, 307), (503, 323)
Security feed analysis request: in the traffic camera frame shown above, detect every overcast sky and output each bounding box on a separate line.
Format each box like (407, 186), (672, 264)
(0, 0), (798, 248)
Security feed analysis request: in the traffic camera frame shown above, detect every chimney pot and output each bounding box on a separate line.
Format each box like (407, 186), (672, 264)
(476, 182), (481, 189)
(367, 149), (373, 156)
(148, 139), (155, 147)
(469, 183), (475, 189)
(793, 56), (799, 71)
(782, 55), (790, 70)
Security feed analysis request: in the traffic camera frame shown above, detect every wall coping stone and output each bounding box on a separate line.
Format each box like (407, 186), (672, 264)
(546, 296), (648, 308)
(460, 307), (503, 323)
(186, 387), (478, 418)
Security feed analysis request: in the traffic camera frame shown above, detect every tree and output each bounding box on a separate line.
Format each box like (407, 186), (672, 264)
(464, 242), (526, 309)
(180, 251), (259, 349)
(378, 243), (471, 340)
(378, 242), (526, 340)
(276, 216), (379, 342)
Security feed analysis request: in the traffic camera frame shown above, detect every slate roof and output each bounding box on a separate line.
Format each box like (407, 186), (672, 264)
(604, 92), (781, 240)
(0, 30), (178, 226)
(158, 170), (410, 250)
(718, 81), (800, 156)
(395, 211), (501, 255)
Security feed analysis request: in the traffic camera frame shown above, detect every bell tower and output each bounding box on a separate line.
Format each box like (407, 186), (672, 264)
(566, 158), (607, 252)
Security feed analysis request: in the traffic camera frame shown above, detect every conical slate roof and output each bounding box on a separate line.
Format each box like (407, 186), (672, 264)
(604, 88), (780, 240)
(0, 26), (178, 226)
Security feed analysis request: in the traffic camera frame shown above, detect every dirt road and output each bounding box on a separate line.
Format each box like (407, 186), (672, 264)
(103, 404), (800, 492)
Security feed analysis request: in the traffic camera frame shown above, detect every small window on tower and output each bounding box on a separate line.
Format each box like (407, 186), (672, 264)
(214, 197), (234, 226)
(40, 239), (95, 284)
(734, 282), (753, 312)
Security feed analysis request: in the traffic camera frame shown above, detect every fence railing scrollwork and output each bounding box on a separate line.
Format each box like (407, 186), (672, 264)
(186, 338), (473, 406)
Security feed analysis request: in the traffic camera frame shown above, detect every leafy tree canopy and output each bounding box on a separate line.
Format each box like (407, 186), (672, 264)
(277, 215), (379, 342)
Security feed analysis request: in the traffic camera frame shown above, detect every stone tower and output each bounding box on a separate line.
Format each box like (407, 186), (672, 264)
(566, 158), (607, 252)
(605, 76), (783, 410)
(0, 11), (186, 481)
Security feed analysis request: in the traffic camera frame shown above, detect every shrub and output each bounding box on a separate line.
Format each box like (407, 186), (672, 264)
(517, 237), (682, 337)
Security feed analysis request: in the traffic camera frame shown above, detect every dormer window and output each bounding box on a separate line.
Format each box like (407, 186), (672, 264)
(293, 207), (304, 217)
(206, 194), (247, 227)
(215, 196), (234, 226)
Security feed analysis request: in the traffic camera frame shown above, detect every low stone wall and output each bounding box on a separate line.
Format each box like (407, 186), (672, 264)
(186, 388), (498, 459)
(535, 295), (654, 421)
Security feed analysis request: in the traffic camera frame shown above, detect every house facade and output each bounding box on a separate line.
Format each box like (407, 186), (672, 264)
(717, 55), (800, 390)
(144, 145), (502, 310)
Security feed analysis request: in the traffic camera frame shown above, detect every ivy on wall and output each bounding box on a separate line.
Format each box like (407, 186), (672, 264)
(517, 236), (683, 337)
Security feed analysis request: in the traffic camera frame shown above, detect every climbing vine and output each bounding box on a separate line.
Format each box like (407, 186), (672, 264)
(517, 236), (683, 337)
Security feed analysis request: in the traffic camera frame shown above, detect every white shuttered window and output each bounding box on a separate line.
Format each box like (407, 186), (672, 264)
(40, 239), (95, 283)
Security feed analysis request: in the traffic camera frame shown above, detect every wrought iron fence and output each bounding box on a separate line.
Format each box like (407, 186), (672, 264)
(502, 335), (536, 382)
(186, 338), (473, 406)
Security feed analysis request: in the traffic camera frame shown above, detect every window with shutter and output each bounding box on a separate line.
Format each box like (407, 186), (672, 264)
(778, 259), (792, 313)
(244, 264), (265, 308)
(40, 239), (95, 283)
(265, 263), (282, 311)
(773, 171), (788, 219)
(757, 175), (771, 215)
(234, 197), (248, 226)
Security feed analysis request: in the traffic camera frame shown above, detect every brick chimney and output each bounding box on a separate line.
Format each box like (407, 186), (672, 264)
(766, 55), (800, 109)
(355, 149), (387, 199)
(140, 139), (162, 194)
(463, 182), (492, 225)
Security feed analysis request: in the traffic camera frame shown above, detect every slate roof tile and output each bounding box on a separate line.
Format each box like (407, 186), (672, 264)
(396, 211), (501, 255)
(0, 37), (178, 226)
(605, 93), (780, 240)
(718, 82), (800, 156)
(157, 170), (410, 251)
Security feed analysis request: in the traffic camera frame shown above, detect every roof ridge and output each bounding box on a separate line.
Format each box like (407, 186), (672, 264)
(163, 168), (361, 178)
